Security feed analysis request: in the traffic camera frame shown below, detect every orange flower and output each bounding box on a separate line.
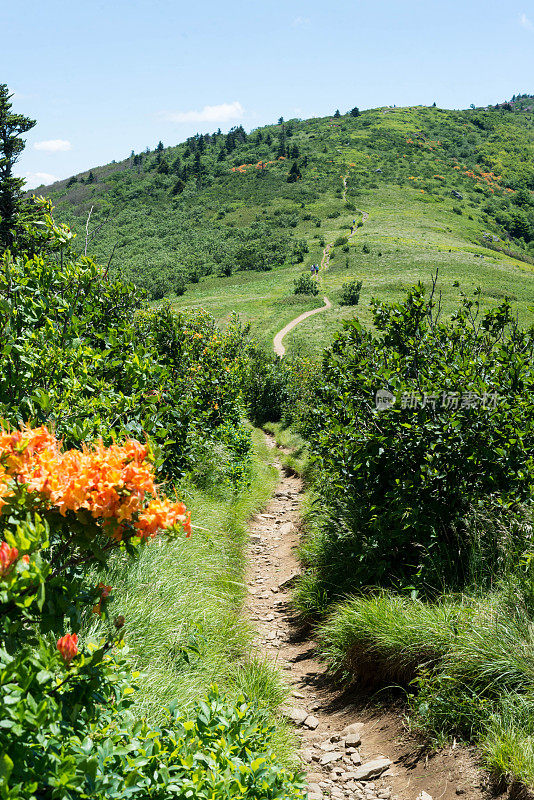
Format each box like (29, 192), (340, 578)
(57, 633), (78, 664)
(0, 542), (19, 577)
(134, 498), (189, 540)
(0, 426), (189, 546)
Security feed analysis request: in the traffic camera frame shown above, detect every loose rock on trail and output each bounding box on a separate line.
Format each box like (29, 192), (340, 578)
(246, 434), (498, 800)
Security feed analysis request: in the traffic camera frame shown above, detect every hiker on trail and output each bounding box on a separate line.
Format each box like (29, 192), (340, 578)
(310, 264), (315, 276)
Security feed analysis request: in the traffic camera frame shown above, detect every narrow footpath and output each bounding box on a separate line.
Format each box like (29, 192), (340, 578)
(246, 435), (492, 800)
(273, 296), (331, 357)
(273, 174), (368, 357)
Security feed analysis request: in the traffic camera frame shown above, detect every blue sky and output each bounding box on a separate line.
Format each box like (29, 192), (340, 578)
(2, 0), (533, 188)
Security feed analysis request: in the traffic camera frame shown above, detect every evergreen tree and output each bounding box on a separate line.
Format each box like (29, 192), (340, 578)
(171, 179), (185, 196)
(0, 84), (36, 249)
(334, 109), (341, 118)
(86, 171), (96, 183)
(157, 158), (170, 174)
(277, 124), (286, 157)
(278, 117), (284, 125)
(225, 131), (236, 152)
(66, 176), (77, 188)
(287, 160), (301, 183)
(171, 154), (181, 175)
(349, 107), (360, 117)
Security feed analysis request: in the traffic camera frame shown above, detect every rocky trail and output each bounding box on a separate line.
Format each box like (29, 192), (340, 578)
(246, 434), (493, 800)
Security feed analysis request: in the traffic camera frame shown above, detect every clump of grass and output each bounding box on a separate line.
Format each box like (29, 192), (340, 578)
(263, 421), (311, 478)
(318, 593), (472, 685)
(318, 590), (534, 788)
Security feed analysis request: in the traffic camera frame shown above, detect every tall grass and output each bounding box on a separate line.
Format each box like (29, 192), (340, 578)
(89, 429), (292, 741)
(318, 593), (472, 685)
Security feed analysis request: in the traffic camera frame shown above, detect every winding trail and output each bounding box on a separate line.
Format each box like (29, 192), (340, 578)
(246, 436), (492, 800)
(272, 173), (369, 357)
(273, 295), (332, 357)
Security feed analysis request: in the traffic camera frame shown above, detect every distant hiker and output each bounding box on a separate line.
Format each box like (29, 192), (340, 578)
(310, 264), (315, 275)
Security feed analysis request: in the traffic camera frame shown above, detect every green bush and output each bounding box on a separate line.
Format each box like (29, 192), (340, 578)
(293, 274), (319, 296)
(339, 279), (362, 306)
(0, 209), (253, 485)
(299, 283), (534, 600)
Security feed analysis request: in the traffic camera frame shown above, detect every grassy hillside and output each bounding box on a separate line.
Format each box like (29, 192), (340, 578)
(42, 98), (534, 355)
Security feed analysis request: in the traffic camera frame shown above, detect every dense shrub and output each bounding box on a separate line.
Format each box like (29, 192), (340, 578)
(293, 274), (319, 296)
(241, 346), (289, 425)
(334, 235), (348, 247)
(339, 279), (362, 306)
(0, 207), (254, 485)
(0, 427), (191, 798)
(299, 283), (534, 602)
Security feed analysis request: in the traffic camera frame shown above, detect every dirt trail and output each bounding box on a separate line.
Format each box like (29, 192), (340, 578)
(343, 174), (369, 237)
(246, 435), (493, 800)
(273, 296), (331, 357)
(273, 173), (368, 357)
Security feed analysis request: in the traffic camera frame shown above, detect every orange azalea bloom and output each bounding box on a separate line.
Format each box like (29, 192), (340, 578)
(57, 633), (78, 664)
(0, 426), (189, 544)
(134, 497), (189, 539)
(0, 542), (19, 577)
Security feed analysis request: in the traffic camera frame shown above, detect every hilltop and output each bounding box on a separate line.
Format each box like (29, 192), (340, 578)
(42, 98), (534, 355)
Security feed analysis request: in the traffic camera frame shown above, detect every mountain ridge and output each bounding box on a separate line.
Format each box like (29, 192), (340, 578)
(37, 97), (534, 354)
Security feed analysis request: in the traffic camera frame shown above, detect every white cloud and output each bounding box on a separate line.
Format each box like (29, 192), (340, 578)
(34, 139), (72, 153)
(163, 101), (244, 124)
(519, 12), (533, 29)
(292, 16), (311, 26)
(22, 172), (59, 189)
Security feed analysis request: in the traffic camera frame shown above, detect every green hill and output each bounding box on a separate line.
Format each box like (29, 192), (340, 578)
(42, 98), (534, 355)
